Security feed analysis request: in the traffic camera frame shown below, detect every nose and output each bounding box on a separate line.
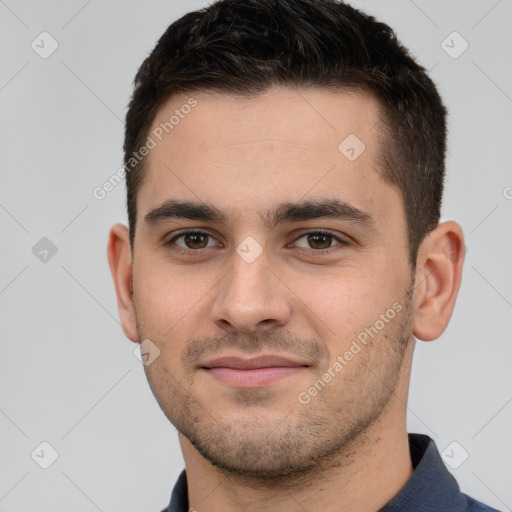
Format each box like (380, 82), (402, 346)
(211, 249), (292, 334)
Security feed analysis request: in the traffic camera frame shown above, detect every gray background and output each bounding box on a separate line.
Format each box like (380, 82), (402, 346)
(1, 0), (511, 510)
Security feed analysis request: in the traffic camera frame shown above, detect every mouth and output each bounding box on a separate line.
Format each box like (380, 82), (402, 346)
(200, 354), (310, 388)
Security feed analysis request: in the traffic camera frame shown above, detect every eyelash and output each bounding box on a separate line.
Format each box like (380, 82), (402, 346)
(165, 229), (348, 257)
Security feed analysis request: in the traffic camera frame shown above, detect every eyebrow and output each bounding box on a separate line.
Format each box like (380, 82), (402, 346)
(144, 198), (377, 232)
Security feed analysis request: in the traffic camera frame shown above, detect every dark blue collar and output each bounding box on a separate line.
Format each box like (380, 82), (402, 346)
(162, 433), (498, 512)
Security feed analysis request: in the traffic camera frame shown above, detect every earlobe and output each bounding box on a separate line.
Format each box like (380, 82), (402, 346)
(107, 223), (139, 342)
(412, 221), (465, 342)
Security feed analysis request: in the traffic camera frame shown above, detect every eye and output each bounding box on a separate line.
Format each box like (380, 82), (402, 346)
(167, 230), (221, 252)
(292, 231), (347, 251)
(165, 229), (348, 257)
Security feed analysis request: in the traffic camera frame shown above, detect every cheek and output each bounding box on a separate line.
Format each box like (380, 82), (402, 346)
(133, 256), (212, 328)
(134, 266), (199, 380)
(290, 265), (402, 346)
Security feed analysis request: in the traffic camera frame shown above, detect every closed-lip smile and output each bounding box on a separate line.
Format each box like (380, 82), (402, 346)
(200, 354), (309, 388)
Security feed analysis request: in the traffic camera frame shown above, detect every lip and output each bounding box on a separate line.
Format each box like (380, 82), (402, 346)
(202, 355), (308, 370)
(200, 354), (309, 388)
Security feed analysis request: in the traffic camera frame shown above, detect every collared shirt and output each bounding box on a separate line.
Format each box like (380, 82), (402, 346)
(161, 433), (500, 511)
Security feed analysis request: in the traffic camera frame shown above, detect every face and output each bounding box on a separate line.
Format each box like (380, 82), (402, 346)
(132, 87), (415, 479)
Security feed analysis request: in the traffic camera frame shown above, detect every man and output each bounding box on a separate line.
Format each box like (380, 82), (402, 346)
(107, 0), (499, 510)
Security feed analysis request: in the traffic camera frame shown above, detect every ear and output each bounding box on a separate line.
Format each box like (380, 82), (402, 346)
(107, 223), (139, 342)
(412, 221), (465, 342)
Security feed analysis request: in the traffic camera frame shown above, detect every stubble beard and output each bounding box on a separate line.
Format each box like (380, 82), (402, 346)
(140, 288), (414, 485)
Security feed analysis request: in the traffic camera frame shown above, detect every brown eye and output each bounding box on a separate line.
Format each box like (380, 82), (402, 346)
(168, 231), (220, 252)
(307, 233), (333, 249)
(294, 231), (345, 250)
(183, 232), (209, 249)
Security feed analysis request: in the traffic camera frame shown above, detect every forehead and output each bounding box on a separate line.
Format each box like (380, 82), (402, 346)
(137, 87), (403, 232)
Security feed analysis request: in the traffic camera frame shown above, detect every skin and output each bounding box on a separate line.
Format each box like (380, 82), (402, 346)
(108, 87), (465, 511)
